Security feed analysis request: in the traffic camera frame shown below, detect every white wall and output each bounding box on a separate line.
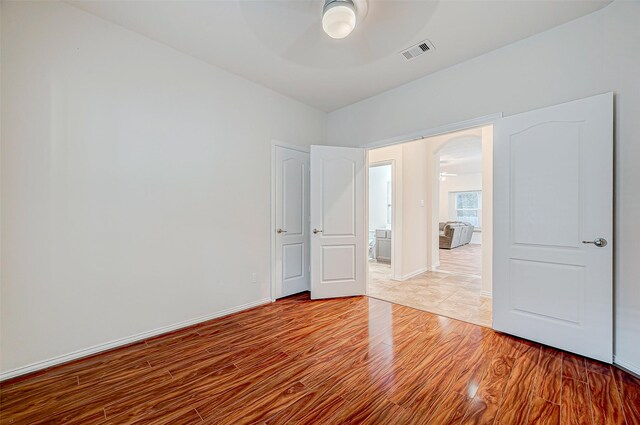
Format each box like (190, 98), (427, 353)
(439, 173), (483, 222)
(369, 142), (428, 281)
(328, 1), (640, 372)
(368, 165), (391, 231)
(400, 141), (428, 279)
(0, 1), (326, 377)
(481, 126), (493, 296)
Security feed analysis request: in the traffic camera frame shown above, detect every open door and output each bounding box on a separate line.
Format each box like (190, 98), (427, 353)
(310, 145), (366, 299)
(493, 93), (613, 362)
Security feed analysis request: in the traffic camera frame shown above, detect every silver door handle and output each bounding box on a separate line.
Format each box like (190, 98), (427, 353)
(276, 228), (287, 234)
(582, 238), (607, 247)
(313, 228), (323, 234)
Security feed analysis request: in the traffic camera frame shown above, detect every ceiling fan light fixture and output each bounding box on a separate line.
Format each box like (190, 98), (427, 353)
(439, 172), (458, 181)
(322, 0), (357, 39)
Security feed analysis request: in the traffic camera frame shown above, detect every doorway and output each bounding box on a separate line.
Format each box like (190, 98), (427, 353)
(308, 93), (613, 363)
(368, 162), (394, 285)
(366, 126), (493, 328)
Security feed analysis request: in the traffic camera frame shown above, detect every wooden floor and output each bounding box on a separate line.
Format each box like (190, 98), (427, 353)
(1, 293), (638, 425)
(369, 261), (492, 327)
(438, 244), (482, 277)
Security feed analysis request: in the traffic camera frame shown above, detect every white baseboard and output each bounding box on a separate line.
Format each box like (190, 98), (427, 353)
(400, 267), (428, 281)
(480, 290), (493, 298)
(426, 262), (440, 271)
(613, 355), (640, 377)
(0, 298), (272, 382)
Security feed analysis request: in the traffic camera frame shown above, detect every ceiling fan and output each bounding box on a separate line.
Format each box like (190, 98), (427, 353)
(322, 0), (358, 39)
(239, 0), (436, 69)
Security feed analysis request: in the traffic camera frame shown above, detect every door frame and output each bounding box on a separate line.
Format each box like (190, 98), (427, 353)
(360, 113), (503, 150)
(270, 140), (311, 302)
(361, 113), (502, 296)
(368, 160), (398, 281)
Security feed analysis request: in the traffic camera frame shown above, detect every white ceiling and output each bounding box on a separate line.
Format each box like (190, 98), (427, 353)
(68, 0), (612, 111)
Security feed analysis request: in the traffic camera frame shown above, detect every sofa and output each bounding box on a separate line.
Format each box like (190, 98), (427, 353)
(439, 221), (474, 249)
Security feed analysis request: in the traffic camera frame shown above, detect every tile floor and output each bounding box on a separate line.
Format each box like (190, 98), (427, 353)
(368, 245), (491, 327)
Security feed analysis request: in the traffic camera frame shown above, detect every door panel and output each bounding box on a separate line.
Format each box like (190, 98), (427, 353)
(510, 122), (581, 247)
(283, 243), (304, 281)
(311, 146), (366, 299)
(283, 158), (304, 235)
(322, 158), (356, 236)
(322, 245), (356, 282)
(275, 146), (310, 299)
(493, 92), (613, 362)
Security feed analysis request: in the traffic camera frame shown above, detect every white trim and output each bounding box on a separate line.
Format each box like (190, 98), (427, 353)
(480, 290), (493, 298)
(613, 356), (640, 377)
(426, 262), (440, 271)
(364, 149), (370, 296)
(0, 298), (271, 382)
(271, 140), (310, 153)
(270, 142), (278, 302)
(399, 267), (428, 281)
(360, 113), (503, 149)
(270, 141), (311, 302)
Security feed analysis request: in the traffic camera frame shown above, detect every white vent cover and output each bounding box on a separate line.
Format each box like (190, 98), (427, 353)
(400, 39), (435, 61)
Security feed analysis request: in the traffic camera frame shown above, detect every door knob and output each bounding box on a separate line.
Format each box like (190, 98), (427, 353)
(276, 228), (287, 234)
(582, 238), (607, 247)
(313, 228), (323, 234)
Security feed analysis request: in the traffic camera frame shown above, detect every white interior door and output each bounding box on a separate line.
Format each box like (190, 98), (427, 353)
(310, 146), (366, 299)
(493, 92), (613, 362)
(274, 146), (310, 298)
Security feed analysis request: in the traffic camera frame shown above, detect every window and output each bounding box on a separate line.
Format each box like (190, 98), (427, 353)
(454, 191), (481, 227)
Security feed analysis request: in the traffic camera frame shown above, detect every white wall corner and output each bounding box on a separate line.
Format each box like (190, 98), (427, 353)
(399, 267), (429, 281)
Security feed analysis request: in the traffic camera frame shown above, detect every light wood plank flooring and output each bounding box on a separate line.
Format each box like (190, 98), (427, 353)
(438, 244), (482, 277)
(1, 293), (638, 424)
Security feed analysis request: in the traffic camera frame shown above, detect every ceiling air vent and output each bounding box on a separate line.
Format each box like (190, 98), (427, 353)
(400, 39), (435, 61)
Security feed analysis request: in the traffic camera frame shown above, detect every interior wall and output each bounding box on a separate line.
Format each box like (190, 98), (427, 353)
(328, 1), (640, 371)
(368, 165), (392, 231)
(481, 126), (494, 296)
(0, 1), (326, 376)
(0, 2), (3, 367)
(368, 141), (428, 280)
(400, 141), (428, 279)
(439, 173), (483, 222)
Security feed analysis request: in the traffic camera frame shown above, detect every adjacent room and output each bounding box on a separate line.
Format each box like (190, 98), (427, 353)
(437, 132), (483, 276)
(2, 1), (640, 423)
(367, 127), (492, 328)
